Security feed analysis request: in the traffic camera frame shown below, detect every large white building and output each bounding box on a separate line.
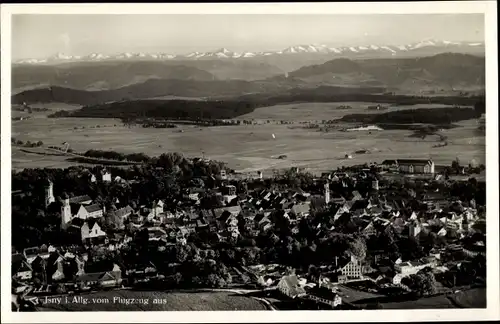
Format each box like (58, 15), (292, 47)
(398, 159), (435, 174)
(277, 275), (306, 299)
(340, 255), (364, 279)
(61, 197), (103, 229)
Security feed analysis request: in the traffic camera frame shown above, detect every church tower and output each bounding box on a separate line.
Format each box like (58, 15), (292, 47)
(324, 182), (330, 205)
(61, 196), (72, 229)
(44, 179), (55, 208)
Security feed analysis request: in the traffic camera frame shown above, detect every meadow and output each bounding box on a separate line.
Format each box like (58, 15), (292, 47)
(235, 102), (469, 121)
(11, 102), (485, 173)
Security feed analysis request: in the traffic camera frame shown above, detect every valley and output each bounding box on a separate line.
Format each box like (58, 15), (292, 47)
(11, 103), (485, 173)
(10, 51), (486, 174)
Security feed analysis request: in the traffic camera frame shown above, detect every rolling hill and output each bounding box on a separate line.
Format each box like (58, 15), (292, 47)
(12, 53), (485, 106)
(12, 60), (284, 92)
(12, 78), (300, 106)
(287, 53), (485, 92)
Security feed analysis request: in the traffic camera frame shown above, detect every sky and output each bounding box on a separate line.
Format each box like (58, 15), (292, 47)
(12, 14), (484, 59)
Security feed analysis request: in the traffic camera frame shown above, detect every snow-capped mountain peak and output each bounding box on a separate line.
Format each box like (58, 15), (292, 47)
(211, 48), (233, 55)
(411, 40), (437, 49)
(14, 39), (485, 64)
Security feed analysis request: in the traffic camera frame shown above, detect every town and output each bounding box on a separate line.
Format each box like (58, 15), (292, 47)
(11, 154), (486, 311)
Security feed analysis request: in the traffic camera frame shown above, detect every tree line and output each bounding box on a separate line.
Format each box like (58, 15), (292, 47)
(339, 106), (482, 126)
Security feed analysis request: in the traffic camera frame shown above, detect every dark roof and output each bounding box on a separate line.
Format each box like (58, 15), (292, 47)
(350, 199), (369, 211)
(218, 210), (232, 223)
(84, 218), (100, 230)
(382, 160), (398, 165)
(23, 247), (40, 257)
(47, 252), (62, 265)
(197, 219), (208, 227)
(310, 286), (339, 301)
(84, 204), (102, 213)
(30, 255), (47, 268)
(12, 254), (32, 273)
(70, 217), (85, 228)
(115, 205), (133, 218)
(70, 203), (82, 215)
(397, 159), (432, 165)
(77, 272), (107, 282)
(69, 195), (92, 204)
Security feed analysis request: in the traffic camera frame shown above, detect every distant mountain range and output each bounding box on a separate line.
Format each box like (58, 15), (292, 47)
(12, 60), (284, 92)
(15, 39), (484, 65)
(13, 53), (485, 106)
(287, 53), (485, 89)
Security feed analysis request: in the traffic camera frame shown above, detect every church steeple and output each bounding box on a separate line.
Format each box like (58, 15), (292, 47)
(324, 181), (330, 205)
(44, 178), (55, 208)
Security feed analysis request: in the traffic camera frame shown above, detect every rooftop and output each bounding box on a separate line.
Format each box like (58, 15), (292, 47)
(84, 204), (102, 213)
(69, 195), (92, 204)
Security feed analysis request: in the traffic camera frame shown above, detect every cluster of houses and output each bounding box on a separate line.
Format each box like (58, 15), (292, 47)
(12, 244), (123, 299)
(12, 159), (485, 308)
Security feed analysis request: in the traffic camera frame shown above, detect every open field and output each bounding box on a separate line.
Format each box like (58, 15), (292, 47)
(37, 290), (267, 311)
(373, 288), (486, 309)
(11, 103), (485, 173)
(235, 102), (470, 122)
(448, 288), (487, 308)
(336, 284), (383, 304)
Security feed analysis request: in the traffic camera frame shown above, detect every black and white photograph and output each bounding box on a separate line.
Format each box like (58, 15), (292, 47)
(1, 2), (498, 322)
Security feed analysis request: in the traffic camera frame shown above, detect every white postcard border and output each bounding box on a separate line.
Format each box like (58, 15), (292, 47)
(1, 1), (498, 322)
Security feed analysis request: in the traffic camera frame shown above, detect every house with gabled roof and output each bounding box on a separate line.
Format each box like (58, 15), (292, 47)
(23, 247), (41, 264)
(291, 202), (311, 218)
(333, 203), (352, 221)
(12, 253), (33, 281)
(308, 286), (342, 308)
(77, 264), (122, 289)
(362, 222), (377, 237)
(396, 159), (435, 174)
(81, 219), (107, 244)
(349, 191), (363, 202)
(339, 254), (364, 280)
(277, 275), (306, 299)
(62, 197), (104, 229)
(101, 169), (112, 182)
